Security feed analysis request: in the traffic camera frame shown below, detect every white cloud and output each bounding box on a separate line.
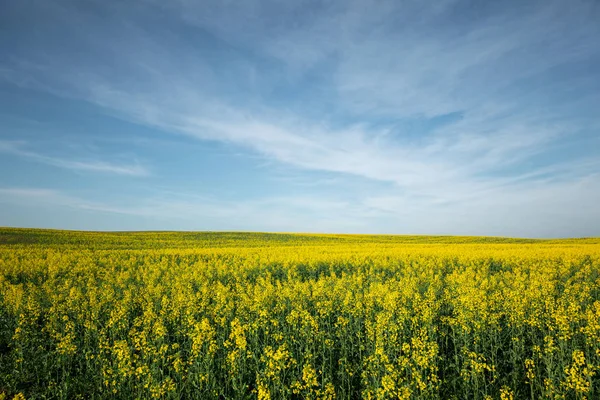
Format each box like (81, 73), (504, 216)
(2, 177), (599, 237)
(0, 140), (149, 176)
(4, 1), (595, 184)
(0, 186), (367, 232)
(363, 173), (600, 238)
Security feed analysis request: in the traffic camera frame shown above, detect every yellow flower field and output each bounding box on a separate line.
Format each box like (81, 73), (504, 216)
(1, 228), (599, 399)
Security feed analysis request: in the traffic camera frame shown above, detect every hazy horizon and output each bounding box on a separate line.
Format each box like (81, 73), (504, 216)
(2, 226), (600, 241)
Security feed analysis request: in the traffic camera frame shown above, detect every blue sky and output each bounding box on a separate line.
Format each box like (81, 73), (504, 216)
(1, 0), (599, 237)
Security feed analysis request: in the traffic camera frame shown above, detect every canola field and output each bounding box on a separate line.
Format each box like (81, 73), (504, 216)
(1, 228), (600, 400)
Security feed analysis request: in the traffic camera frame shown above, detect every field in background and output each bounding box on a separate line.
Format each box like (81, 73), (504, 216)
(1, 228), (599, 399)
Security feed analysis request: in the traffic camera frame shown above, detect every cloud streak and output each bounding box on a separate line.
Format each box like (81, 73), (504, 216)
(0, 186), (367, 232)
(0, 140), (149, 176)
(2, 178), (599, 237)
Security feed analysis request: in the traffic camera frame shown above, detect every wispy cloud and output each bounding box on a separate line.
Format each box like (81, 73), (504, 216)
(0, 140), (149, 176)
(2, 178), (599, 237)
(0, 186), (366, 232)
(71, 83), (597, 205)
(3, 1), (597, 185)
(363, 173), (600, 238)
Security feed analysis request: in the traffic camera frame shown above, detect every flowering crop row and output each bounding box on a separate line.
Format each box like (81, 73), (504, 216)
(1, 229), (599, 399)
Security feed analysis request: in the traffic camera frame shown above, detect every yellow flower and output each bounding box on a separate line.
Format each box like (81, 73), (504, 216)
(500, 386), (514, 400)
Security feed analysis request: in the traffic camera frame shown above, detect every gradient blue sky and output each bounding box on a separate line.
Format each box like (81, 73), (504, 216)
(1, 0), (599, 237)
